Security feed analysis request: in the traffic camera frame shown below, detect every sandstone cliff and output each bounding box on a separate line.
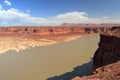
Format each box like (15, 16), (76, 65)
(72, 27), (120, 80)
(93, 30), (120, 70)
(0, 26), (107, 38)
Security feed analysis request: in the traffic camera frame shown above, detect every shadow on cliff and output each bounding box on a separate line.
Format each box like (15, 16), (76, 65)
(47, 60), (93, 80)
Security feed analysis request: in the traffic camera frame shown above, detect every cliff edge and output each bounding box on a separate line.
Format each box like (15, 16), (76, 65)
(93, 27), (120, 70)
(72, 27), (120, 80)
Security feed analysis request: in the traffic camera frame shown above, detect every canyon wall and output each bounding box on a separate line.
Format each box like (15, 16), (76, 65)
(93, 33), (120, 70)
(72, 27), (120, 80)
(0, 26), (109, 54)
(0, 26), (108, 38)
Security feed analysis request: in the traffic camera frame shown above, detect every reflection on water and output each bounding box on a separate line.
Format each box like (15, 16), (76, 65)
(0, 34), (99, 80)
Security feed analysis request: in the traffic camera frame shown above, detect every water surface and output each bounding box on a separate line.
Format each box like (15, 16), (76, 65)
(0, 34), (99, 80)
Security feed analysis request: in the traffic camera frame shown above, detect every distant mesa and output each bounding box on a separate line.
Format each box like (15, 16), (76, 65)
(62, 23), (120, 27)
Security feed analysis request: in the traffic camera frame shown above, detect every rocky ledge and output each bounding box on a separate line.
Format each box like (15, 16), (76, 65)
(93, 27), (120, 70)
(72, 60), (120, 80)
(72, 27), (120, 80)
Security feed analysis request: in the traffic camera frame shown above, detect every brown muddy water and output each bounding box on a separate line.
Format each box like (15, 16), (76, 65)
(0, 34), (99, 80)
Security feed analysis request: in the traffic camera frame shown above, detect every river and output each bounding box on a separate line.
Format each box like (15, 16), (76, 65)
(0, 34), (99, 80)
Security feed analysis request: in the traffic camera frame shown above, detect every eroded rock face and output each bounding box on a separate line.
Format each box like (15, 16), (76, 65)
(72, 27), (120, 80)
(0, 26), (107, 38)
(93, 34), (120, 70)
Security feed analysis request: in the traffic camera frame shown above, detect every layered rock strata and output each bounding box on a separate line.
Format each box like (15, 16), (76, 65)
(0, 26), (107, 38)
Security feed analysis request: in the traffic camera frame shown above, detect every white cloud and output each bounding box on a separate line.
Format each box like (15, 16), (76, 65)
(0, 8), (48, 26)
(0, 7), (120, 26)
(0, 5), (3, 10)
(103, 16), (109, 19)
(4, 0), (11, 6)
(27, 10), (30, 13)
(50, 12), (90, 25)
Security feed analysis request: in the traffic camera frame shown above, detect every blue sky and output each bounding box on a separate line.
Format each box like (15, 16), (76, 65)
(0, 0), (120, 26)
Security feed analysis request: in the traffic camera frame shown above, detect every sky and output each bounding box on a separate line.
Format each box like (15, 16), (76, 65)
(0, 0), (120, 26)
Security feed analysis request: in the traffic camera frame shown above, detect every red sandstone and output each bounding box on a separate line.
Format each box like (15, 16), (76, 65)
(0, 26), (108, 39)
(72, 27), (120, 80)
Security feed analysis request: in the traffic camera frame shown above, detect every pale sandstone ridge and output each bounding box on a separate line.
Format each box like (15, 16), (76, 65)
(72, 27), (120, 80)
(0, 26), (108, 54)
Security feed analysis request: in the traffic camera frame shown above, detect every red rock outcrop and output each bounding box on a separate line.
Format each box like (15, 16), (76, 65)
(72, 27), (120, 80)
(93, 34), (120, 69)
(0, 26), (108, 38)
(72, 60), (120, 80)
(93, 27), (120, 70)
